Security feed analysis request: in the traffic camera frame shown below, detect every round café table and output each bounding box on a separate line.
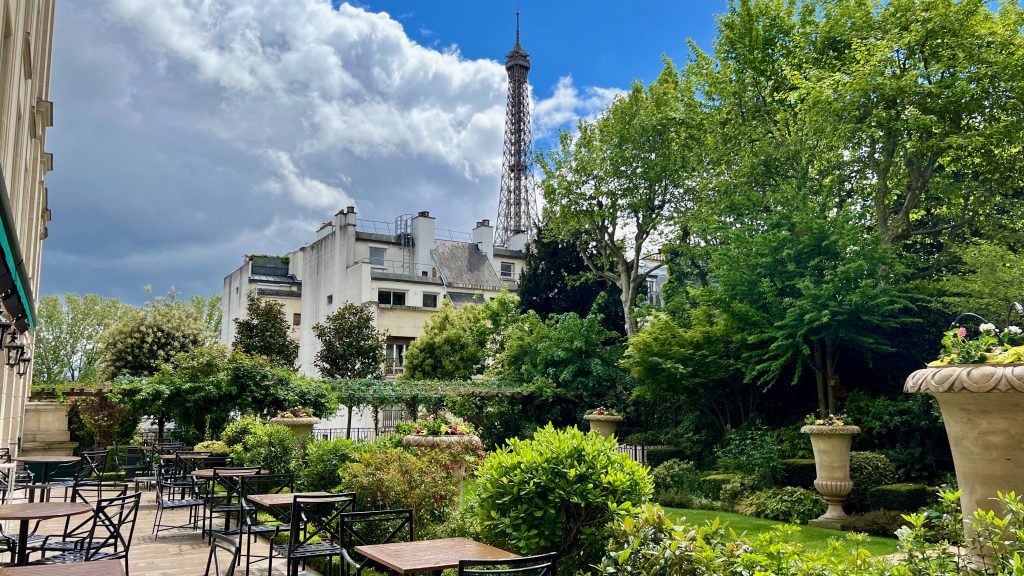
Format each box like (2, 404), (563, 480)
(0, 501), (92, 565)
(14, 456), (80, 502)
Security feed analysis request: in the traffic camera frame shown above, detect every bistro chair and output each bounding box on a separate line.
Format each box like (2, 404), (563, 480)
(152, 458), (204, 539)
(239, 473), (296, 576)
(29, 491), (142, 576)
(28, 482), (130, 559)
(458, 552), (560, 576)
(339, 508), (414, 576)
(0, 464), (32, 504)
(35, 449), (108, 502)
(273, 494), (356, 576)
(205, 532), (243, 576)
(204, 468), (261, 542)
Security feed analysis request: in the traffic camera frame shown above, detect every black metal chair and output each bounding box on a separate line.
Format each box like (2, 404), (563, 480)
(458, 553), (560, 576)
(152, 459), (204, 539)
(205, 532), (243, 576)
(239, 473), (295, 576)
(29, 491), (142, 576)
(28, 482), (130, 559)
(272, 494), (356, 576)
(0, 464), (32, 504)
(35, 449), (108, 502)
(204, 468), (261, 542)
(339, 508), (414, 576)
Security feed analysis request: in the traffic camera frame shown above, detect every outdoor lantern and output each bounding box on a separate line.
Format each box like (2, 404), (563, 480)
(4, 333), (23, 367)
(0, 317), (11, 345)
(16, 353), (30, 376)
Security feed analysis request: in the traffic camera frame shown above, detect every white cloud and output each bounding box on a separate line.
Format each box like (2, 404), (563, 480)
(43, 0), (622, 301)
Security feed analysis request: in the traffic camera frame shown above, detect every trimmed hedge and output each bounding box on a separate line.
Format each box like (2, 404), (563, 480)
(868, 483), (933, 512)
(780, 458), (816, 489)
(646, 447), (691, 468)
(848, 451), (897, 513)
(843, 510), (912, 537)
(700, 473), (739, 500)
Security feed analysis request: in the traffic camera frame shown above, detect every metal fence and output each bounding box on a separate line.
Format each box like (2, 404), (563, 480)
(313, 427), (397, 442)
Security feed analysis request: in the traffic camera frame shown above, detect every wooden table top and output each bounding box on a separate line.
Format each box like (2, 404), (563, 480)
(191, 468), (267, 479)
(0, 501), (92, 521)
(159, 454), (212, 460)
(246, 491), (335, 508)
(354, 537), (519, 574)
(13, 456), (80, 464)
(0, 559), (124, 576)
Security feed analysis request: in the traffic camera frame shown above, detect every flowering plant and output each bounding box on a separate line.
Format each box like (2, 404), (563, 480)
(931, 320), (1024, 366)
(274, 406), (315, 419)
(396, 414), (476, 436)
(585, 407), (622, 417)
(804, 413), (852, 426)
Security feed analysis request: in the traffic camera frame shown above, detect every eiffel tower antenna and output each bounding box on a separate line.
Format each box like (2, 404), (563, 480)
(495, 8), (537, 247)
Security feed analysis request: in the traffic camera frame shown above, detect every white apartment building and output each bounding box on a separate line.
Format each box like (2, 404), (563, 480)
(222, 208), (528, 377)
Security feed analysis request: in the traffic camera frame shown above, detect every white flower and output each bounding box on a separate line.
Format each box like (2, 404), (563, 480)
(979, 323), (997, 334)
(1006, 326), (1022, 335)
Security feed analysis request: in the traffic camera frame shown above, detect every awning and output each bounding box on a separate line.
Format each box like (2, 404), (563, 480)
(0, 165), (36, 332)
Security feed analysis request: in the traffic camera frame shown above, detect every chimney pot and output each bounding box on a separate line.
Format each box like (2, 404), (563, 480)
(418, 211), (430, 217)
(346, 206), (356, 214)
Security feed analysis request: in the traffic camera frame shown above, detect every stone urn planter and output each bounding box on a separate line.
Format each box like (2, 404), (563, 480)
(905, 364), (1024, 544)
(403, 434), (483, 506)
(583, 414), (623, 438)
(269, 417), (320, 438)
(800, 424), (861, 528)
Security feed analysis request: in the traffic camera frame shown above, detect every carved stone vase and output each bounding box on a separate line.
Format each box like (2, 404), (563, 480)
(800, 424), (861, 528)
(583, 414), (623, 438)
(269, 417), (320, 438)
(905, 365), (1024, 548)
(402, 434), (484, 506)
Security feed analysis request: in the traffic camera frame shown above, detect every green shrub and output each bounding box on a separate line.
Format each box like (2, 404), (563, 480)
(341, 445), (458, 530)
(221, 416), (262, 447)
(843, 510), (912, 537)
(848, 451), (897, 513)
(475, 425), (652, 575)
(699, 473), (738, 500)
(737, 487), (826, 524)
(651, 459), (702, 496)
(715, 425), (784, 484)
(718, 475), (760, 509)
(193, 440), (230, 455)
(780, 458), (816, 489)
(296, 438), (358, 491)
(868, 483), (933, 512)
(645, 447), (691, 468)
(229, 422), (301, 474)
(775, 425), (814, 459)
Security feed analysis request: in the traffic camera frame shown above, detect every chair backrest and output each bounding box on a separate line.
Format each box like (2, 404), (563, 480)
(287, 493), (356, 553)
(205, 532), (241, 576)
(458, 552), (560, 576)
(83, 492), (142, 562)
(240, 473), (293, 499)
(175, 452), (213, 475)
(79, 449), (109, 479)
(339, 508), (414, 573)
(0, 447), (10, 463)
(209, 469), (261, 506)
(154, 442), (184, 455)
(62, 483), (130, 540)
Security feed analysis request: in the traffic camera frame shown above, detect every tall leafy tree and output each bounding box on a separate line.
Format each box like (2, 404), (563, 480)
(232, 292), (298, 369)
(33, 294), (127, 385)
(99, 297), (207, 378)
(403, 299), (489, 380)
(313, 303), (387, 379)
(539, 62), (701, 336)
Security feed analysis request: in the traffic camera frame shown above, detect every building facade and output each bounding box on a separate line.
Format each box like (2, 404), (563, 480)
(221, 208), (527, 377)
(0, 0), (54, 454)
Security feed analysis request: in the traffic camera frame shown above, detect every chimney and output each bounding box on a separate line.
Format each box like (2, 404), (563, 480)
(508, 230), (529, 252)
(316, 221), (335, 241)
(473, 219), (494, 262)
(412, 211), (436, 270)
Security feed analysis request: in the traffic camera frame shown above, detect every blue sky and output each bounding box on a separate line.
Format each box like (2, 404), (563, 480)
(42, 1), (728, 304)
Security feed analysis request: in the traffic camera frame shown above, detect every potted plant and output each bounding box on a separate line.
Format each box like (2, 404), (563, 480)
(399, 415), (483, 505)
(800, 413), (860, 527)
(269, 406), (321, 438)
(583, 407), (624, 438)
(905, 319), (1024, 549)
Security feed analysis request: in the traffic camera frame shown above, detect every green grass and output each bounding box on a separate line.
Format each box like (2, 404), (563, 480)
(663, 507), (900, 556)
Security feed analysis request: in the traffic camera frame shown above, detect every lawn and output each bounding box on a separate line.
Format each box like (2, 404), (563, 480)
(663, 507), (900, 556)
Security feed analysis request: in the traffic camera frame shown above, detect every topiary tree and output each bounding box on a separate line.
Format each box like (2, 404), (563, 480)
(403, 299), (489, 380)
(313, 303), (387, 379)
(475, 425), (652, 573)
(99, 298), (207, 378)
(233, 292), (298, 369)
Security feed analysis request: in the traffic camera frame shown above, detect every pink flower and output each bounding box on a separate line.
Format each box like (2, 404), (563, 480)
(957, 327), (968, 338)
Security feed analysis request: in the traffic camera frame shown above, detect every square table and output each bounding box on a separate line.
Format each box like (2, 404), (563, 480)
(354, 537), (519, 576)
(0, 559), (125, 576)
(245, 491), (334, 509)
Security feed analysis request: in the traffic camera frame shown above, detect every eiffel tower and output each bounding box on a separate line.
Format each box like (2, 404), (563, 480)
(495, 12), (537, 247)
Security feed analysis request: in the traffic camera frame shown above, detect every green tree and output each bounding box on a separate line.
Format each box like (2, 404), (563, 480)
(939, 242), (1024, 325)
(33, 293), (127, 385)
(539, 62), (701, 336)
(99, 297), (207, 378)
(313, 303), (387, 379)
(232, 292), (298, 369)
(403, 299), (487, 380)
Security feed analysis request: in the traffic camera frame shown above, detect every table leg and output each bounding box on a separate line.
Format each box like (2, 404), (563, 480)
(16, 518), (28, 566)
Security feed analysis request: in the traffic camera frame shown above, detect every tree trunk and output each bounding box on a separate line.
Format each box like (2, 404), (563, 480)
(825, 338), (837, 415)
(157, 416), (165, 441)
(619, 271), (637, 337)
(813, 340), (828, 419)
(345, 404), (353, 440)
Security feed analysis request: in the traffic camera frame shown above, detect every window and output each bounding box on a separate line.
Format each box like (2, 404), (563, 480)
(369, 247), (386, 267)
(292, 313), (301, 326)
(386, 342), (408, 375)
(379, 290), (406, 306)
(500, 262), (515, 279)
(327, 295), (333, 305)
(422, 293), (438, 308)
